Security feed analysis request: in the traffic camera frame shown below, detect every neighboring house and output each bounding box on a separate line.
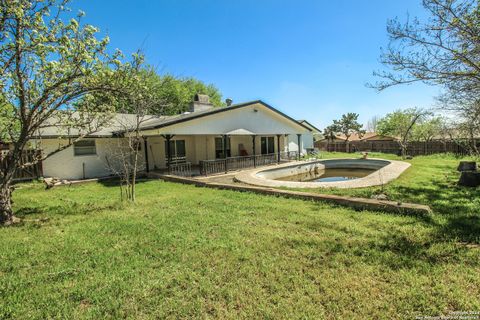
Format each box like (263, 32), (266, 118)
(317, 132), (397, 143)
(314, 132), (398, 152)
(33, 96), (313, 179)
(356, 132), (397, 142)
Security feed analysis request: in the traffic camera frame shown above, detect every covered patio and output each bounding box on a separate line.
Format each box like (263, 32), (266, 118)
(136, 100), (313, 177)
(143, 131), (302, 176)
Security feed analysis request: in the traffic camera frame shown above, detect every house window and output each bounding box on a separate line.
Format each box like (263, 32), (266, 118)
(215, 137), (231, 158)
(261, 136), (275, 154)
(74, 140), (96, 156)
(165, 140), (186, 164)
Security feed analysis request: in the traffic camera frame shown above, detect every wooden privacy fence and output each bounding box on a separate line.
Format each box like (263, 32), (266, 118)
(0, 150), (43, 181)
(315, 140), (472, 156)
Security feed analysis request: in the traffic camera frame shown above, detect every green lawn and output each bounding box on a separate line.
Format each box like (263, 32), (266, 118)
(295, 152), (480, 243)
(306, 152), (480, 214)
(1, 154), (480, 318)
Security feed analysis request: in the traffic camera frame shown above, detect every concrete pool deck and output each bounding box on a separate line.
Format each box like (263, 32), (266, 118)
(234, 158), (411, 189)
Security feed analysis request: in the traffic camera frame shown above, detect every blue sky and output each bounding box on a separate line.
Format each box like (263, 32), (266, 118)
(71, 0), (439, 129)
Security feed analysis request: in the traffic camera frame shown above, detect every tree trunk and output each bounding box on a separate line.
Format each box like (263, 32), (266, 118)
(131, 150), (138, 203)
(0, 182), (14, 225)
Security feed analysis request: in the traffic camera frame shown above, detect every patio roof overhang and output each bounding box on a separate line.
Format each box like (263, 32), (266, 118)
(224, 128), (256, 136)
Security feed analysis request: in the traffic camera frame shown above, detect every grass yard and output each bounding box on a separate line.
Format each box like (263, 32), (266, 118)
(293, 152), (480, 244)
(1, 154), (480, 318)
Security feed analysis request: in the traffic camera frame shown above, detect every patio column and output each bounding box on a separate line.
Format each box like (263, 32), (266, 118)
(297, 134), (302, 160)
(223, 134), (228, 173)
(276, 134), (281, 164)
(162, 134), (174, 169)
(143, 137), (149, 173)
(252, 135), (256, 168)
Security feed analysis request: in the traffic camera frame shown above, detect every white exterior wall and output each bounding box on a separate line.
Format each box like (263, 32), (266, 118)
(287, 133), (313, 155)
(40, 138), (146, 180)
(303, 132), (314, 151)
(142, 103), (310, 136)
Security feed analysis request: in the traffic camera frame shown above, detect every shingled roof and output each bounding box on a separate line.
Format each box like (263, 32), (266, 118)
(32, 100), (312, 138)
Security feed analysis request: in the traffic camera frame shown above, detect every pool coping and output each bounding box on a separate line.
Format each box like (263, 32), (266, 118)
(234, 158), (411, 189)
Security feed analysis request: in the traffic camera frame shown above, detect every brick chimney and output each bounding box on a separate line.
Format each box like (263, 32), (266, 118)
(189, 94), (214, 112)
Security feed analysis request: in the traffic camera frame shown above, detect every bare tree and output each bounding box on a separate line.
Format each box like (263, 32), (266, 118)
(92, 55), (171, 202)
(372, 0), (480, 94)
(0, 0), (121, 225)
(366, 116), (380, 132)
(371, 0), (480, 154)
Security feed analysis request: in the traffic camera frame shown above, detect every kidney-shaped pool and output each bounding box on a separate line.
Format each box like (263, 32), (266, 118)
(234, 158), (411, 189)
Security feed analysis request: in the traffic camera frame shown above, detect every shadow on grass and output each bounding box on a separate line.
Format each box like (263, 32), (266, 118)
(367, 234), (471, 269)
(96, 177), (152, 188)
(15, 202), (125, 218)
(437, 215), (480, 243)
(386, 177), (480, 242)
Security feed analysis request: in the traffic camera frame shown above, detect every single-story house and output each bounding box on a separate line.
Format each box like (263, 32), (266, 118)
(34, 95), (315, 180)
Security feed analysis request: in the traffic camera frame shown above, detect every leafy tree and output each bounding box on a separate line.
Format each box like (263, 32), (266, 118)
(159, 75), (224, 113)
(412, 116), (444, 142)
(331, 113), (365, 142)
(377, 108), (427, 158)
(80, 70), (224, 115)
(0, 95), (19, 143)
(0, 0), (121, 225)
(323, 125), (338, 142)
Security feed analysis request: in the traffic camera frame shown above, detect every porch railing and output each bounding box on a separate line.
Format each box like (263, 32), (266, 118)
(199, 151), (298, 176)
(280, 151), (299, 161)
(169, 162), (192, 177)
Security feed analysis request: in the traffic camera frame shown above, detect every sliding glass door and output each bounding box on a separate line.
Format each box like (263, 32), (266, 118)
(215, 137), (231, 159)
(165, 140), (186, 164)
(260, 137), (275, 155)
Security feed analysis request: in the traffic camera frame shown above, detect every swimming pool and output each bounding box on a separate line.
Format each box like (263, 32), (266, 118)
(234, 158), (410, 189)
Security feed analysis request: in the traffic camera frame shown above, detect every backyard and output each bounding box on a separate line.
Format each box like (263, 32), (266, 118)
(1, 153), (480, 319)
